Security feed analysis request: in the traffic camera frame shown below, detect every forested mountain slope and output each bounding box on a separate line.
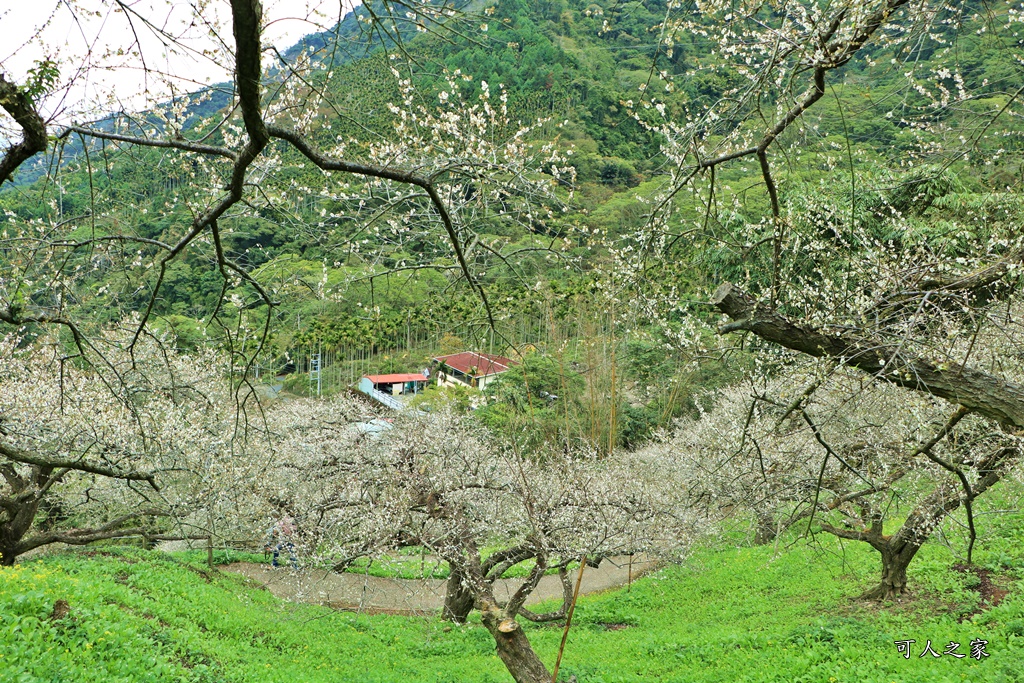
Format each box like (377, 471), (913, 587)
(3, 0), (1018, 347)
(1, 0), (1021, 440)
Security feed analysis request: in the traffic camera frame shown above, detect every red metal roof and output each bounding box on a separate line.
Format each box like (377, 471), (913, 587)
(433, 352), (519, 378)
(364, 373), (429, 384)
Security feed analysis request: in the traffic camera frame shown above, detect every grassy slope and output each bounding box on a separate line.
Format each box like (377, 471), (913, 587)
(4, 511), (1024, 683)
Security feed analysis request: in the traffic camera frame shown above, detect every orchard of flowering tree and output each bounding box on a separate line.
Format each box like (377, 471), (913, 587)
(3, 1), (1024, 682)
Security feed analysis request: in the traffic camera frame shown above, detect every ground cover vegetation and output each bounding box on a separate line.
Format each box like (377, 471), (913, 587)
(3, 509), (1024, 683)
(2, 0), (1024, 680)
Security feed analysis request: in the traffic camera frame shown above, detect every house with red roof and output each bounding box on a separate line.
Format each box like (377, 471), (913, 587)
(433, 352), (519, 391)
(358, 373), (430, 410)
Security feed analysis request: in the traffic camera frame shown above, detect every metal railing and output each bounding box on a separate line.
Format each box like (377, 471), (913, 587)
(366, 387), (404, 410)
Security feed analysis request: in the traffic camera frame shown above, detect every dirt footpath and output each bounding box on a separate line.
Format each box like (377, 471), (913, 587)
(223, 555), (656, 614)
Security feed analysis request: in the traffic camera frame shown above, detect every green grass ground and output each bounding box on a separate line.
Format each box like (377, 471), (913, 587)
(2, 515), (1023, 683)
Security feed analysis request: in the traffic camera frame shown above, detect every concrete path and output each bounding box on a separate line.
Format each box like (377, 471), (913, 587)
(223, 555), (655, 615)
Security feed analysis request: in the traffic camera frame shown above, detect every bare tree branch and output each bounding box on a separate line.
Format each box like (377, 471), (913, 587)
(713, 283), (1024, 428)
(0, 442), (158, 490)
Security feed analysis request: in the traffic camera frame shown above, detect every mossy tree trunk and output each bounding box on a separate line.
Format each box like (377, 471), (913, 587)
(0, 465), (45, 566)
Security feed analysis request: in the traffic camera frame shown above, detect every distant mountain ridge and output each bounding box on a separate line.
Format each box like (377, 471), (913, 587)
(4, 2), (373, 187)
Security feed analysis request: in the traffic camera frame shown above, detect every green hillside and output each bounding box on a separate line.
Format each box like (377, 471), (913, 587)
(4, 0), (1019, 317)
(6, 0), (1018, 339)
(4, 504), (1024, 683)
(4, 0), (1019, 449)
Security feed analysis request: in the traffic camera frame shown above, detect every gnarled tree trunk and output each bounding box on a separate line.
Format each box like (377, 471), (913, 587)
(821, 479), (964, 600)
(0, 536), (19, 566)
(442, 567), (474, 623)
(479, 605), (551, 683)
(425, 494), (558, 682)
(444, 544), (554, 683)
(753, 511), (778, 545)
(862, 545), (918, 599)
(825, 446), (1015, 599)
(0, 472), (44, 565)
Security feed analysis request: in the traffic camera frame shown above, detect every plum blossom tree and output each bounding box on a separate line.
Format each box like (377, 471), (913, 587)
(1, 2), (578, 577)
(667, 362), (1024, 598)
(0, 323), (269, 565)
(615, 1), (1023, 339)
(696, 190), (1024, 596)
(250, 398), (699, 683)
